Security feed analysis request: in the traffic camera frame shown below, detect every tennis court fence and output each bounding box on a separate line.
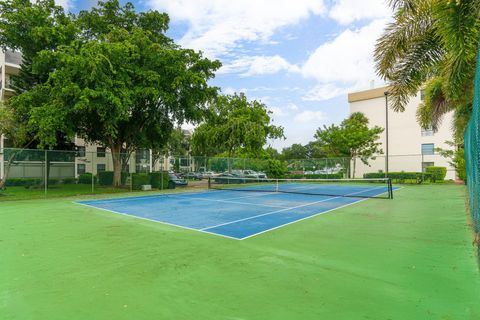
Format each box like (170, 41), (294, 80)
(0, 147), (455, 199)
(465, 44), (480, 241)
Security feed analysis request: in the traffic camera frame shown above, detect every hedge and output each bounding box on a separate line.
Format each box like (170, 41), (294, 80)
(363, 172), (433, 183)
(425, 166), (447, 182)
(5, 178), (42, 187)
(97, 171), (128, 186)
(78, 173), (94, 184)
(132, 173), (150, 190)
(287, 173), (343, 179)
(62, 177), (77, 184)
(149, 171), (170, 190)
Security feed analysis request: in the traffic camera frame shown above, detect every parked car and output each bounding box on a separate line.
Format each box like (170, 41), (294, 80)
(213, 172), (246, 184)
(168, 173), (188, 189)
(200, 171), (216, 178)
(246, 170), (267, 178)
(180, 172), (203, 180)
(231, 170), (268, 179)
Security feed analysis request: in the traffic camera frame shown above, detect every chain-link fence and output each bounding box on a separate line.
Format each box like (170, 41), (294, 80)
(465, 45), (480, 239)
(0, 146), (457, 200)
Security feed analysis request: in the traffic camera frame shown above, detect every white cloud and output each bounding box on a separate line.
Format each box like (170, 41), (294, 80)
(269, 106), (289, 117)
(222, 87), (236, 95)
(55, 0), (73, 10)
(301, 19), (388, 100)
(329, 0), (390, 25)
(287, 103), (299, 111)
(303, 84), (348, 101)
(294, 110), (325, 123)
(219, 55), (300, 76)
(268, 103), (300, 119)
(146, 0), (326, 57)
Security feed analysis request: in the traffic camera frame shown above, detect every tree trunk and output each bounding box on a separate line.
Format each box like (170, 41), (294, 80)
(109, 142), (123, 187)
(0, 151), (17, 189)
(352, 157), (356, 179)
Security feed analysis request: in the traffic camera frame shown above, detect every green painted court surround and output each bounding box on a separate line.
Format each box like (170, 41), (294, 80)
(1, 185), (479, 319)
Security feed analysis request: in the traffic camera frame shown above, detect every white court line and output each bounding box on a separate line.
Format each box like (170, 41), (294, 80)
(173, 196), (289, 209)
(239, 198), (369, 240)
(171, 190), (278, 202)
(201, 186), (386, 231)
(240, 186), (402, 240)
(74, 202), (241, 241)
(73, 184), (398, 241)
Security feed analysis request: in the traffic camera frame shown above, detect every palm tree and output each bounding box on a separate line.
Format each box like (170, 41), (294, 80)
(375, 0), (480, 139)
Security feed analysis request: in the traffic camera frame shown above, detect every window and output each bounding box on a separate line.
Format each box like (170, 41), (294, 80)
(421, 143), (435, 155)
(420, 89), (425, 101)
(421, 127), (434, 136)
(76, 146), (86, 157)
(422, 162), (434, 172)
(97, 147), (106, 158)
(97, 164), (106, 172)
(77, 164), (86, 174)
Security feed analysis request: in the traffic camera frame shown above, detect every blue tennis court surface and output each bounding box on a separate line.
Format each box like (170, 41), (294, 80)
(76, 184), (394, 240)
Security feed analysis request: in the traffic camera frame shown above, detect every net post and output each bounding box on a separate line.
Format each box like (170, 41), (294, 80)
(388, 178), (393, 199)
(208, 177), (211, 189)
(44, 150), (48, 198)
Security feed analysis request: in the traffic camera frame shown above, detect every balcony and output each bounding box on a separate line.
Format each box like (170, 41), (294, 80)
(0, 78), (16, 99)
(5, 50), (22, 66)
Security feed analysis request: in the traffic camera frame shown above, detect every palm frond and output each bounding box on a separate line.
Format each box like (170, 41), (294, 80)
(433, 0), (480, 101)
(416, 77), (454, 131)
(383, 31), (443, 111)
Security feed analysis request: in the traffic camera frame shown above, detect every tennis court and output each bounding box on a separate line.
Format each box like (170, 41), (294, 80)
(76, 178), (395, 240)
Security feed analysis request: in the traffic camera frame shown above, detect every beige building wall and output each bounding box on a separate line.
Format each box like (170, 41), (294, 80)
(0, 49), (22, 180)
(348, 86), (456, 179)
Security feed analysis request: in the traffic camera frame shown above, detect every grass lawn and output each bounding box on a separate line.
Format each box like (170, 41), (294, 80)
(1, 184), (479, 319)
(0, 184), (127, 201)
(0, 184), (202, 202)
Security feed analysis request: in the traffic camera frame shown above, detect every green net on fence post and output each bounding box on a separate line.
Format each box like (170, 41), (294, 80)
(465, 44), (480, 237)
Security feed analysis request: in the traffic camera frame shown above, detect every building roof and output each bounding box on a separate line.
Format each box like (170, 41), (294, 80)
(348, 86), (391, 103)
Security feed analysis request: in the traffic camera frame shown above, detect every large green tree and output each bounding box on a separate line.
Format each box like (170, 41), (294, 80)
(375, 0), (480, 139)
(0, 0), (78, 188)
(7, 0), (220, 186)
(191, 93), (285, 159)
(281, 144), (308, 160)
(314, 112), (384, 178)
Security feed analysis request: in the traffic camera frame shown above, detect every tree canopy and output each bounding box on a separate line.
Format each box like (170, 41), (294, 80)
(375, 0), (480, 139)
(191, 93), (284, 158)
(314, 112), (384, 177)
(0, 0), (221, 186)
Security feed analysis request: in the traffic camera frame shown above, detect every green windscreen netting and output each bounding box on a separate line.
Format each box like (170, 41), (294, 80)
(465, 44), (480, 236)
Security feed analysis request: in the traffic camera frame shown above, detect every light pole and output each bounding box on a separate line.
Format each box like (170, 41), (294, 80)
(384, 91), (389, 176)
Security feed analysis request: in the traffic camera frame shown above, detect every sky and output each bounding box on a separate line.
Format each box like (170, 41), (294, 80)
(60, 0), (393, 150)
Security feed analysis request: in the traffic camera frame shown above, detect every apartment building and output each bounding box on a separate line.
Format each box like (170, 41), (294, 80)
(0, 49), (21, 180)
(348, 86), (456, 179)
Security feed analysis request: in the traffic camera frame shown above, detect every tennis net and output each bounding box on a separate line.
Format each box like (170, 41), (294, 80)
(208, 176), (393, 199)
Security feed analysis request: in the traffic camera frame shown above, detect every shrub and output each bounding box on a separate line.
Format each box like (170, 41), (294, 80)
(78, 173), (93, 184)
(5, 178), (41, 187)
(47, 178), (60, 185)
(62, 177), (77, 184)
(425, 166), (447, 182)
(363, 172), (433, 183)
(286, 173), (343, 179)
(265, 159), (288, 178)
(150, 171), (170, 189)
(132, 173), (150, 190)
(97, 171), (128, 186)
(97, 171), (114, 186)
